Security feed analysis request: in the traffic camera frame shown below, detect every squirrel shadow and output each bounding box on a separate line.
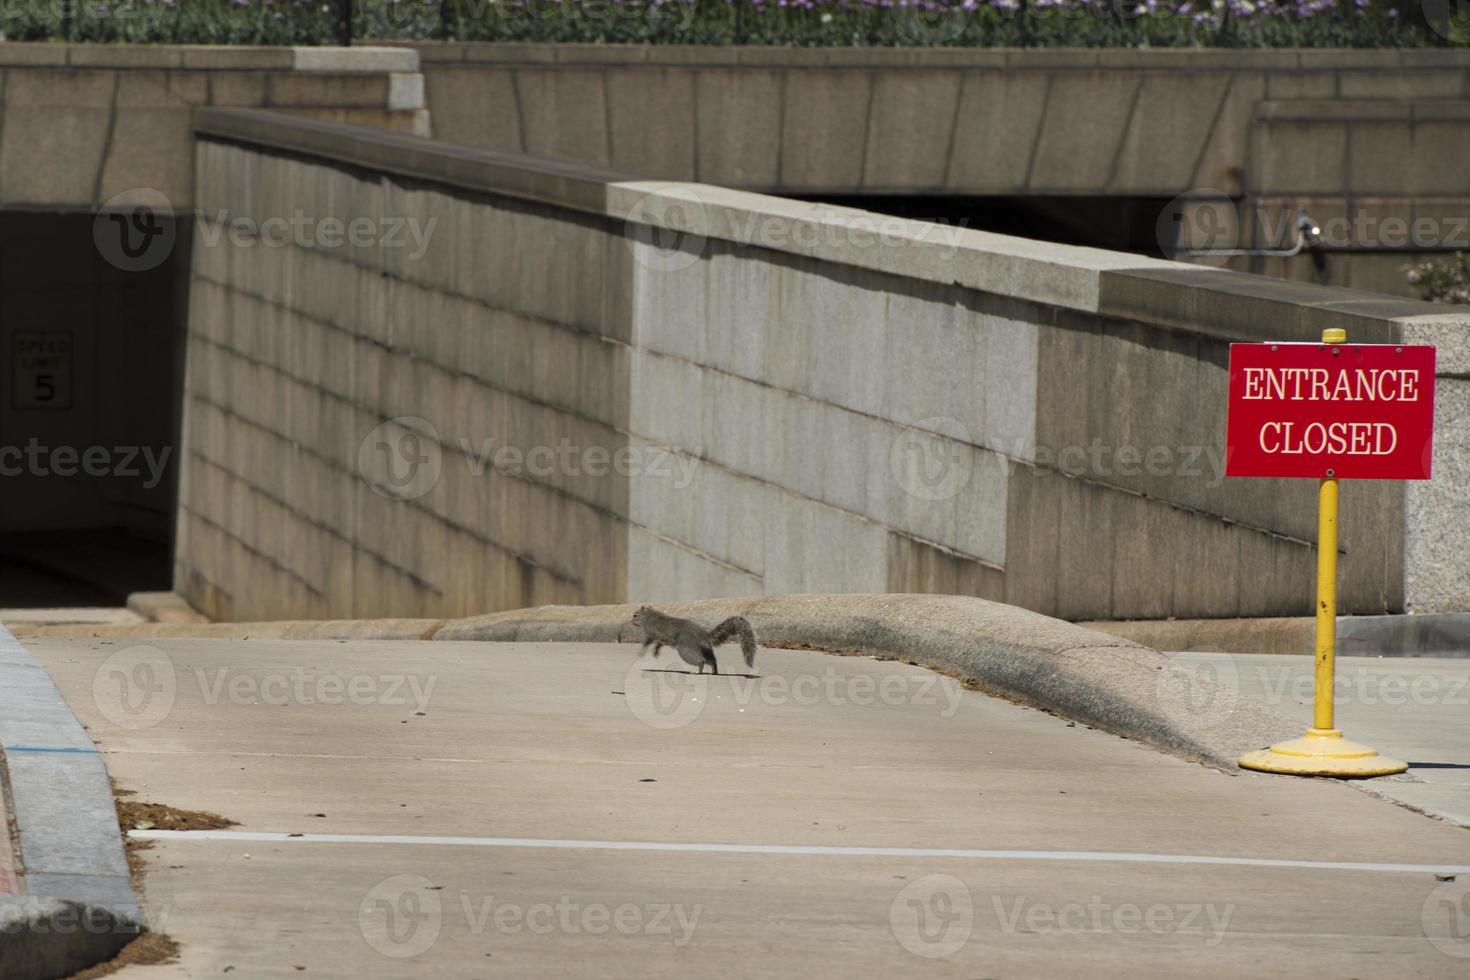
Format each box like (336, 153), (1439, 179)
(640, 667), (762, 680)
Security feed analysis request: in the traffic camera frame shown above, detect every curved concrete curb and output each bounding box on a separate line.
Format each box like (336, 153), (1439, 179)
(0, 625), (143, 976)
(0, 896), (141, 979)
(440, 594), (1301, 771)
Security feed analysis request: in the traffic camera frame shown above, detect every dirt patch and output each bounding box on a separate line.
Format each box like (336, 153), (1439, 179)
(122, 834), (151, 886)
(67, 931), (181, 978)
(109, 781), (238, 972)
(91, 788), (236, 977)
(116, 798), (238, 834)
(115, 794), (237, 886)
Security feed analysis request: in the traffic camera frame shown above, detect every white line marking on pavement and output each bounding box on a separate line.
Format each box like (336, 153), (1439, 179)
(97, 750), (911, 770)
(128, 831), (1470, 875)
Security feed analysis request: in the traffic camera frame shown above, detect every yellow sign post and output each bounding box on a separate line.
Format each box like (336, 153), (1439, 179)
(1237, 328), (1409, 777)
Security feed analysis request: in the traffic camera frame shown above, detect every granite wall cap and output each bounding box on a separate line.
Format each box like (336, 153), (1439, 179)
(291, 45), (419, 73)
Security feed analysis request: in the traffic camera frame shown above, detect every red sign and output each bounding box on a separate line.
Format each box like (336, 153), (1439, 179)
(1226, 343), (1435, 480)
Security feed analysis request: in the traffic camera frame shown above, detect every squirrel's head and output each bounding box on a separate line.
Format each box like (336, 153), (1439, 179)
(631, 606), (652, 625)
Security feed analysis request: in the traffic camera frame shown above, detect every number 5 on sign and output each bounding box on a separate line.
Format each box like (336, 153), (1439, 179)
(1226, 329), (1435, 777)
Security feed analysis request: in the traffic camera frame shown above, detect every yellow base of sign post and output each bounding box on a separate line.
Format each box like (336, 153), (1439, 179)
(1236, 328), (1407, 779)
(1239, 728), (1407, 778)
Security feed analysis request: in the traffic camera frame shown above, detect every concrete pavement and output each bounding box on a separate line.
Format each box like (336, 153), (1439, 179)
(1170, 652), (1470, 828)
(1092, 616), (1470, 658)
(13, 593), (1307, 770)
(439, 594), (1305, 770)
(18, 636), (1470, 978)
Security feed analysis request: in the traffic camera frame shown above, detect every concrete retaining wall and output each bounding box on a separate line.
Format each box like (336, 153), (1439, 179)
(409, 43), (1470, 296)
(409, 44), (1470, 197)
(179, 109), (1470, 622)
(0, 43), (427, 211)
(7, 43), (1468, 297)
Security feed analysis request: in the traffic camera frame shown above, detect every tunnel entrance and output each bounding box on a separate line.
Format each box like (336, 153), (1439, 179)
(0, 210), (186, 609)
(799, 194), (1178, 257)
(800, 194), (1429, 299)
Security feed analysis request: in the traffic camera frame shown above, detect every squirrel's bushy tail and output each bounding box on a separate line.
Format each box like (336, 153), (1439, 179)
(706, 616), (758, 669)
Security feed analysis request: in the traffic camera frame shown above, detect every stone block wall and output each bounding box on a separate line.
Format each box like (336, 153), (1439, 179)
(178, 109), (1470, 622)
(181, 133), (631, 621)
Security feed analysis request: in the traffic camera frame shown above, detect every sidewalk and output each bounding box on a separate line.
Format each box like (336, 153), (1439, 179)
(22, 635), (1470, 978)
(1169, 653), (1470, 827)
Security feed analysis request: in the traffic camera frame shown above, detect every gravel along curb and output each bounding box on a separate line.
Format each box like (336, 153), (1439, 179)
(0, 625), (144, 977)
(438, 593), (1301, 771)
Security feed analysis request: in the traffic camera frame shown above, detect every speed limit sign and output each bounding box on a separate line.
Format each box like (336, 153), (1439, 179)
(13, 332), (73, 410)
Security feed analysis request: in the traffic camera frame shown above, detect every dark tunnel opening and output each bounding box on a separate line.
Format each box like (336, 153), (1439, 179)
(795, 194), (1180, 257)
(0, 210), (187, 609)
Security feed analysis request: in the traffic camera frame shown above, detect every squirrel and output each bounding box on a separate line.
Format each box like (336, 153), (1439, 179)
(630, 607), (758, 675)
